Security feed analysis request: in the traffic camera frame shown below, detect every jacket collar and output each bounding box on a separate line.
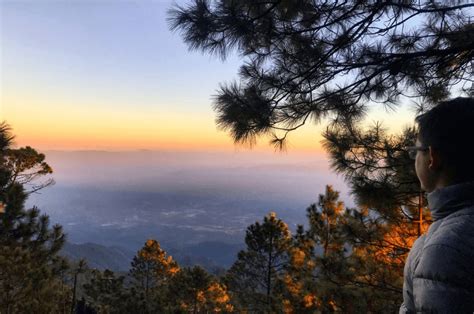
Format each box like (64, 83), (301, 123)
(427, 181), (474, 221)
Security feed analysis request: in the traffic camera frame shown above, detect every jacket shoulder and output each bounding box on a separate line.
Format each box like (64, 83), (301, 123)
(425, 205), (474, 251)
(414, 206), (474, 286)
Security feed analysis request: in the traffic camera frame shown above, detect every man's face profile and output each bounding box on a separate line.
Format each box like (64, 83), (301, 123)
(414, 136), (442, 193)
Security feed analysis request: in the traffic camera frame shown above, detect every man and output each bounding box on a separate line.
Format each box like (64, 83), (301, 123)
(400, 97), (474, 313)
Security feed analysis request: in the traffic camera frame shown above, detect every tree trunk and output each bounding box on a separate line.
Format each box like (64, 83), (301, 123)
(266, 235), (274, 310)
(418, 191), (423, 237)
(71, 272), (78, 314)
(324, 216), (330, 256)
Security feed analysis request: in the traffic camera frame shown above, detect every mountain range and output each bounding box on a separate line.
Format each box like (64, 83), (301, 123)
(61, 240), (245, 272)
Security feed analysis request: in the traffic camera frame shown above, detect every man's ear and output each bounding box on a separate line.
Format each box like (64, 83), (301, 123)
(428, 146), (442, 171)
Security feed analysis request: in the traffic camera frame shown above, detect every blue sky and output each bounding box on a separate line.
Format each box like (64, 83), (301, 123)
(2, 0), (242, 109)
(1, 0), (416, 151)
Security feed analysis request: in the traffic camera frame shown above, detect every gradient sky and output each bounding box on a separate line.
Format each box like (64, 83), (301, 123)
(1, 0), (416, 152)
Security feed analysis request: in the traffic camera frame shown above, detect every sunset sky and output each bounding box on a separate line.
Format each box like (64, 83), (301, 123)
(1, 0), (415, 153)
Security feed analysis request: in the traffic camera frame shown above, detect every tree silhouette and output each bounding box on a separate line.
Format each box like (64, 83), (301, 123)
(83, 269), (127, 313)
(278, 225), (318, 313)
(0, 122), (68, 313)
(303, 184), (425, 312)
(129, 239), (179, 313)
(309, 185), (345, 256)
(169, 0), (473, 148)
(167, 266), (233, 313)
(71, 259), (88, 314)
(3, 146), (54, 194)
(225, 212), (291, 312)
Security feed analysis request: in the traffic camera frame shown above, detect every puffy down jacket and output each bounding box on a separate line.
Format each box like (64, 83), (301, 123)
(400, 181), (474, 313)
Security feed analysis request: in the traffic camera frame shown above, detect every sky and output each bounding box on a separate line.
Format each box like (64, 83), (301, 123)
(0, 0), (417, 153)
(0, 0), (426, 249)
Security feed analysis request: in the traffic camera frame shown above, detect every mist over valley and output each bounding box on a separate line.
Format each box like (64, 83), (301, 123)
(28, 150), (351, 268)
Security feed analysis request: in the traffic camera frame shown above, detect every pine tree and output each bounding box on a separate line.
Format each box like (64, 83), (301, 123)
(304, 186), (355, 312)
(225, 212), (291, 312)
(268, 188), (344, 313)
(275, 185), (412, 312)
(129, 239), (179, 313)
(298, 184), (423, 312)
(278, 225), (318, 313)
(0, 122), (69, 313)
(322, 123), (431, 310)
(167, 266), (233, 313)
(169, 1), (473, 148)
(71, 259), (88, 314)
(83, 269), (127, 314)
(308, 186), (345, 257)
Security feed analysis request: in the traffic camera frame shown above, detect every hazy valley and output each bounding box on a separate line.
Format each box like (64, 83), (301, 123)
(28, 150), (350, 268)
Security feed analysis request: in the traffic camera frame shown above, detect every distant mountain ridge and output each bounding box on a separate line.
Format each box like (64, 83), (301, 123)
(61, 241), (244, 272)
(61, 242), (135, 272)
(182, 241), (244, 268)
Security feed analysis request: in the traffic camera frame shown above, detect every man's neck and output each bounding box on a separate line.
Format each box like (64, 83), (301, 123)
(433, 172), (459, 190)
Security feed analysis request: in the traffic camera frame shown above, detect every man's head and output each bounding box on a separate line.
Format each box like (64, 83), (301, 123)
(413, 97), (474, 192)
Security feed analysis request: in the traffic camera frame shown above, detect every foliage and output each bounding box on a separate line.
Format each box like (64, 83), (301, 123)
(128, 239), (179, 313)
(167, 266), (233, 313)
(314, 121), (432, 310)
(308, 184), (428, 312)
(169, 0), (473, 148)
(83, 269), (128, 314)
(270, 183), (427, 313)
(83, 240), (233, 313)
(278, 225), (318, 313)
(3, 145), (54, 194)
(225, 212), (291, 312)
(72, 259), (88, 313)
(277, 186), (355, 313)
(0, 122), (69, 313)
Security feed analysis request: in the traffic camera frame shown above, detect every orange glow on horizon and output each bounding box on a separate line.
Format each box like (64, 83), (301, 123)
(1, 88), (326, 152)
(2, 87), (413, 153)
(7, 125), (326, 153)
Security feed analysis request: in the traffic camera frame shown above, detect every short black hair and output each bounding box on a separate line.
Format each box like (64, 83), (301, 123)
(415, 97), (474, 181)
